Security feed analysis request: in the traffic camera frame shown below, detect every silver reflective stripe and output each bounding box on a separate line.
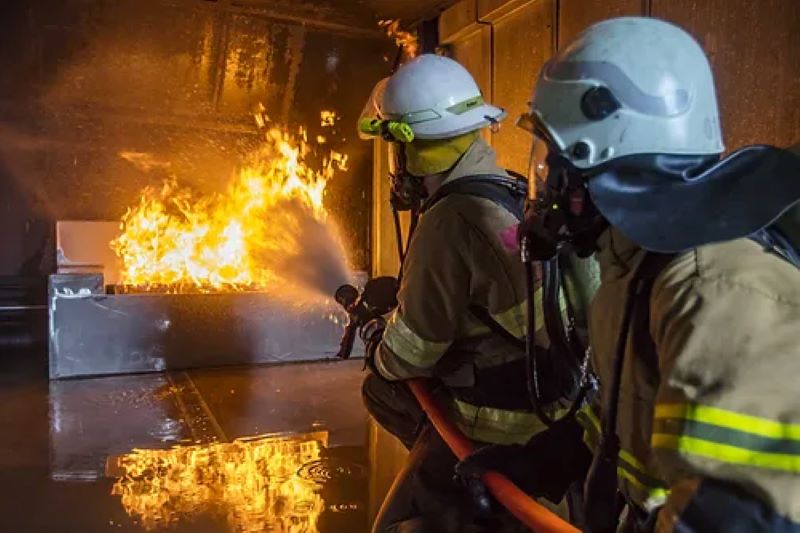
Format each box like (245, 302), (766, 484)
(547, 60), (690, 117)
(381, 311), (451, 368)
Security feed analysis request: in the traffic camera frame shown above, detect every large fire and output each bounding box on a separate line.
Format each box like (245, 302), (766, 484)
(111, 432), (327, 531)
(111, 109), (348, 293)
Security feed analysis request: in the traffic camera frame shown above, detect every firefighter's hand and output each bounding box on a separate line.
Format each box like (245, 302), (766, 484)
(455, 443), (528, 482)
(456, 418), (593, 503)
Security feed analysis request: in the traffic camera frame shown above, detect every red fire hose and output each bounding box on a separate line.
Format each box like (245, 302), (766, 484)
(406, 379), (580, 533)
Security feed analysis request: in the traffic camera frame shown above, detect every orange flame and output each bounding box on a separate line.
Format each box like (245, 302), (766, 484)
(111, 432), (328, 531)
(320, 110), (337, 127)
(111, 113), (348, 293)
(379, 20), (419, 59)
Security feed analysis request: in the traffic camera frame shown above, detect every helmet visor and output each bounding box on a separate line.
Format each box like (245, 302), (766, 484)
(517, 112), (552, 202)
(387, 141), (403, 177)
(358, 77), (389, 140)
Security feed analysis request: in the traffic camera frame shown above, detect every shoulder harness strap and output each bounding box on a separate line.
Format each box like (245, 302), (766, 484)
(421, 173), (528, 221)
(749, 227), (800, 268)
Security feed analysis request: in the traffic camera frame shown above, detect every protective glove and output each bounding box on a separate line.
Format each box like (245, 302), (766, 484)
(455, 417), (592, 503)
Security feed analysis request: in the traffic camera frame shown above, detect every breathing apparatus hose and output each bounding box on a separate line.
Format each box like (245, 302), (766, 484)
(391, 205), (406, 264)
(523, 245), (555, 427)
(522, 240), (591, 428)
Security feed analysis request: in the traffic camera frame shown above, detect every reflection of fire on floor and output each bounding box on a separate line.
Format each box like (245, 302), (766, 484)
(108, 431), (329, 532)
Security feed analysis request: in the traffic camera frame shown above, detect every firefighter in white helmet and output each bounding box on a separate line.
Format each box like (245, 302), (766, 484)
(358, 54), (590, 531)
(462, 16), (800, 533)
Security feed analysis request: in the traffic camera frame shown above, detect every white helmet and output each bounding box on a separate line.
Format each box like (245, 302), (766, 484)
(528, 17), (724, 169)
(362, 54), (506, 140)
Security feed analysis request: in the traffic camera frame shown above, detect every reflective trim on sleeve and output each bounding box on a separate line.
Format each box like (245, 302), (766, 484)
(655, 403), (800, 441)
(576, 404), (601, 452)
(381, 311), (451, 368)
(653, 403), (800, 473)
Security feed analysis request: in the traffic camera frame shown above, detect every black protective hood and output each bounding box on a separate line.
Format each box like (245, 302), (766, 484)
(586, 145), (800, 253)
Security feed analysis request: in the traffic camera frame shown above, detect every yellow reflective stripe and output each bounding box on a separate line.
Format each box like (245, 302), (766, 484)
(619, 449), (655, 480)
(652, 434), (800, 473)
(577, 406), (666, 500)
(489, 287), (566, 339)
(579, 404), (601, 431)
(491, 300), (527, 338)
(655, 403), (800, 441)
(382, 311), (450, 368)
(616, 469), (668, 510)
(452, 399), (554, 445)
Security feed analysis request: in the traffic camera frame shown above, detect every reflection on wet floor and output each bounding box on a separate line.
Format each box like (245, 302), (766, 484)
(110, 431), (354, 532)
(0, 354), (382, 532)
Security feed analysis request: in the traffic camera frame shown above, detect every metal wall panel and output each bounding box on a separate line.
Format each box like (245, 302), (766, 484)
(558, 0), (644, 48)
(486, 0), (555, 174)
(439, 0), (480, 42)
(370, 140), (405, 278)
(440, 1), (494, 145)
(653, 0), (800, 151)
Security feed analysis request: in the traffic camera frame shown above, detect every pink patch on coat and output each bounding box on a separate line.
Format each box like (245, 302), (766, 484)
(499, 224), (520, 252)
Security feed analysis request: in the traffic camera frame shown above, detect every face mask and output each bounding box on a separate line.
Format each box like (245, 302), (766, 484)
(404, 131), (479, 177)
(388, 142), (427, 212)
(522, 139), (606, 260)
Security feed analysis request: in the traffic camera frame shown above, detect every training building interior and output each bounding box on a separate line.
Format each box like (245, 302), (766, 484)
(0, 0), (798, 531)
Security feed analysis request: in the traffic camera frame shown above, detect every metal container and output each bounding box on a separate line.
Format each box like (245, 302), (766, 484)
(48, 273), (362, 379)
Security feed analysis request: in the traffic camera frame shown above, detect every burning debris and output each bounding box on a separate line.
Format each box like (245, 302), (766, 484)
(111, 111), (351, 297)
(320, 110), (338, 128)
(378, 20), (419, 59)
(111, 432), (328, 532)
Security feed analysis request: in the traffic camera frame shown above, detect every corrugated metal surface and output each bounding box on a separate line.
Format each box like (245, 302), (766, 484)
(653, 0), (800, 150)
(487, 0), (555, 174)
(558, 0), (644, 48)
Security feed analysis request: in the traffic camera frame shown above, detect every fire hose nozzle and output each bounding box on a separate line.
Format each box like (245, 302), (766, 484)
(332, 277), (399, 360)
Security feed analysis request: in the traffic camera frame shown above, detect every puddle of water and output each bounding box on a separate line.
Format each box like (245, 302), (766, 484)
(109, 431), (367, 532)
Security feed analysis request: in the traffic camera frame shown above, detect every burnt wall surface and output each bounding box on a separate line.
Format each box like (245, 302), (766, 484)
(0, 0), (395, 277)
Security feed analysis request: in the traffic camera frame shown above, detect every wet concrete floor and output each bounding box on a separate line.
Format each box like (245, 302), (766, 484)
(0, 351), (379, 532)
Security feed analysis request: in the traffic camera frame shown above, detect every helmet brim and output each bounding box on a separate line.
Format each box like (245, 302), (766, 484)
(410, 104), (506, 140)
